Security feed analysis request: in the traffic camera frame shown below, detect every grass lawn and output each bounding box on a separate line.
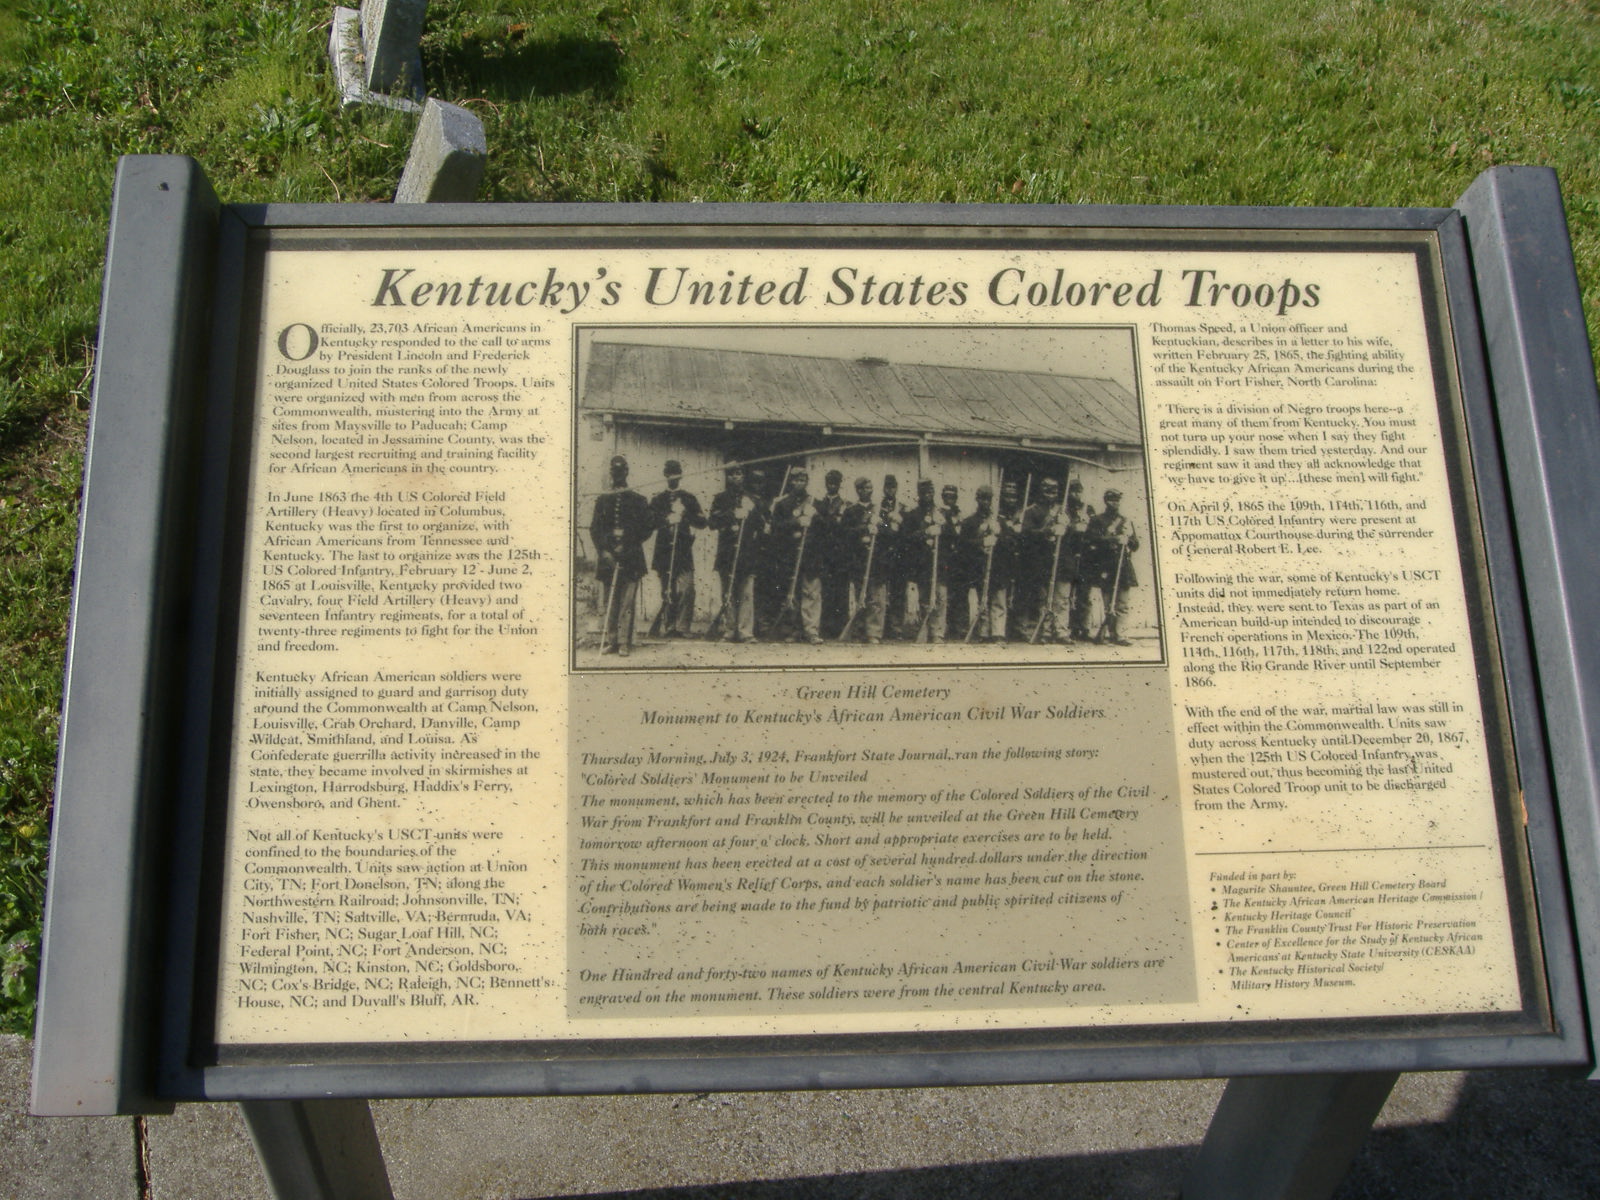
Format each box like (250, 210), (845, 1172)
(0, 0), (1596, 1031)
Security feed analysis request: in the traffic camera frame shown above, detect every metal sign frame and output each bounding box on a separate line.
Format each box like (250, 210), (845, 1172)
(31, 158), (1600, 1118)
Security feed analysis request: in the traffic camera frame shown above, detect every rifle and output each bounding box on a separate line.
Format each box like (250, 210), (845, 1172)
(704, 499), (749, 640)
(775, 495), (813, 637)
(1001, 476), (1032, 643)
(913, 512), (941, 644)
(836, 501), (880, 642)
(647, 496), (681, 637)
(740, 465), (793, 639)
(965, 515), (997, 643)
(597, 553), (621, 654)
(1030, 489), (1067, 646)
(1096, 524), (1131, 643)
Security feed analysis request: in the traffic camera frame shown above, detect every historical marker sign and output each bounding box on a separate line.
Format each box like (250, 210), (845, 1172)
(210, 222), (1540, 1050)
(32, 161), (1599, 1114)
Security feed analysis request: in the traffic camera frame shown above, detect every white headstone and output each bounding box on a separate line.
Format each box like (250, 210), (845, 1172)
(394, 99), (487, 203)
(327, 7), (366, 109)
(360, 0), (427, 98)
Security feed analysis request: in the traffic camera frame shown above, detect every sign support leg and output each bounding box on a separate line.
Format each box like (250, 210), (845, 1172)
(238, 1098), (394, 1200)
(1181, 1071), (1398, 1200)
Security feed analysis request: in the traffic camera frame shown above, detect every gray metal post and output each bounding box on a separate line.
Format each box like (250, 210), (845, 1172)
(30, 154), (217, 1118)
(1456, 165), (1600, 1080)
(1182, 1072), (1398, 1200)
(239, 1099), (394, 1200)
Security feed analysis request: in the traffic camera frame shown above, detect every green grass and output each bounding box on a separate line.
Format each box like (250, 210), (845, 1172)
(0, 416), (79, 1031)
(0, 0), (1597, 1031)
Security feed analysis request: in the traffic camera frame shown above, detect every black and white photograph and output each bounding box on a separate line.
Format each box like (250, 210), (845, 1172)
(571, 325), (1159, 669)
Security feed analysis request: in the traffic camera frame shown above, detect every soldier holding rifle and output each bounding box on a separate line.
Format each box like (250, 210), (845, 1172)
(939, 484), (969, 639)
(771, 468), (826, 644)
(750, 465), (784, 639)
(648, 459), (706, 638)
(817, 469), (852, 639)
(1076, 488), (1140, 646)
(1062, 479), (1094, 642)
(900, 479), (953, 643)
(839, 476), (901, 644)
(994, 478), (1028, 641)
(959, 486), (1003, 642)
(589, 454), (652, 657)
(1021, 477), (1075, 645)
(877, 475), (908, 639)
(706, 463), (764, 643)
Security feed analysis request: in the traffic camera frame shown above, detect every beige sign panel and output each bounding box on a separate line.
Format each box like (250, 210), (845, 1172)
(212, 227), (1539, 1046)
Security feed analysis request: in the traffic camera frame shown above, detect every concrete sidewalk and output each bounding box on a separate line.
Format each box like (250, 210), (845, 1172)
(6, 1034), (1599, 1199)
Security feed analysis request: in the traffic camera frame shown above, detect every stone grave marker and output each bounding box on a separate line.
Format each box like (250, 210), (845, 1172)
(328, 0), (425, 111)
(394, 99), (487, 203)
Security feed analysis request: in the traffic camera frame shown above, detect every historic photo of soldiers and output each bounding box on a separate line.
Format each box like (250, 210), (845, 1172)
(571, 326), (1160, 669)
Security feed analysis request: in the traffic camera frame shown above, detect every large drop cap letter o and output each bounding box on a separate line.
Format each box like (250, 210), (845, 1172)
(277, 323), (319, 361)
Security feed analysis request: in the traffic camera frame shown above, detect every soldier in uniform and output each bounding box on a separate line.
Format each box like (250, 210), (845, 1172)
(648, 459), (706, 637)
(995, 478), (1027, 641)
(1076, 488), (1140, 645)
(589, 454), (652, 656)
(840, 476), (900, 643)
(1062, 479), (1094, 642)
(748, 465), (784, 639)
(958, 485), (1003, 641)
(771, 469), (826, 644)
(817, 469), (852, 639)
(899, 479), (951, 642)
(706, 463), (764, 643)
(1021, 478), (1074, 644)
(939, 484), (969, 640)
(879, 475), (908, 639)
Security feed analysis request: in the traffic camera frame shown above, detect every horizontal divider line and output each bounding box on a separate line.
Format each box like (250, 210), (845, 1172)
(1193, 844), (1486, 856)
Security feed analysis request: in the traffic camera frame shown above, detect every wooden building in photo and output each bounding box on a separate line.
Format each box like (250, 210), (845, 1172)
(576, 339), (1150, 630)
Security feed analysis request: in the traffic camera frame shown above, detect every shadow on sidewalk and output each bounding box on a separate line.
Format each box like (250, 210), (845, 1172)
(500, 1069), (1600, 1200)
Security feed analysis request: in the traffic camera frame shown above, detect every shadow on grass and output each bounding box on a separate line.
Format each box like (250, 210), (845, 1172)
(425, 35), (623, 103)
(0, 388), (81, 465)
